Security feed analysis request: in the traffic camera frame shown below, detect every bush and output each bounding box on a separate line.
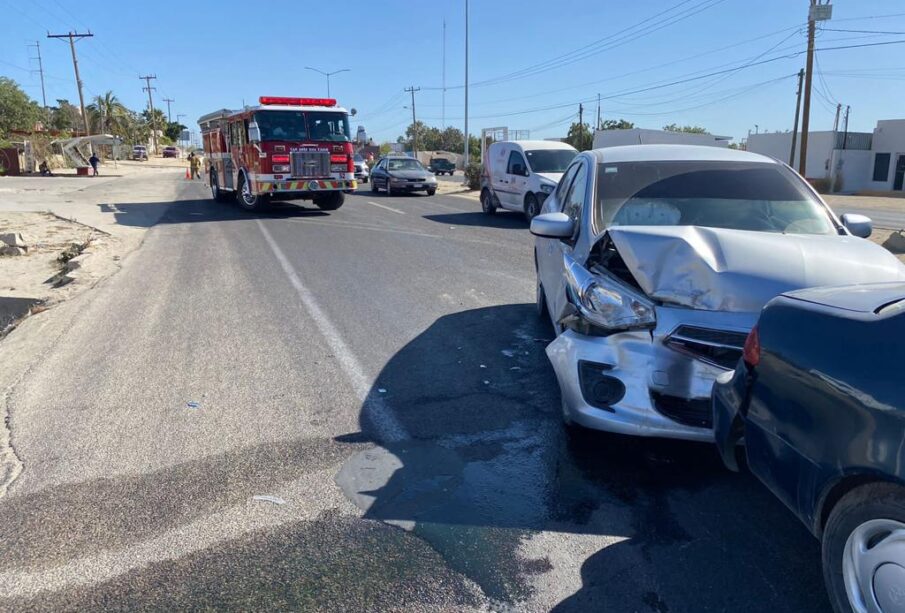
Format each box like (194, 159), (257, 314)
(464, 162), (482, 191)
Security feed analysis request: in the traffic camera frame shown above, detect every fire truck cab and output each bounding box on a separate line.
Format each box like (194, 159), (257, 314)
(198, 96), (356, 211)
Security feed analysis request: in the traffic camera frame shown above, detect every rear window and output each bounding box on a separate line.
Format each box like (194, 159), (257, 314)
(595, 161), (837, 236)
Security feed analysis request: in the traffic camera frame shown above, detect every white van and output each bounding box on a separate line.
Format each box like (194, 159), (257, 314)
(480, 140), (578, 220)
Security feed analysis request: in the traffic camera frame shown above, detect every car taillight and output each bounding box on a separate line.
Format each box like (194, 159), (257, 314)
(272, 154), (290, 164)
(743, 325), (760, 368)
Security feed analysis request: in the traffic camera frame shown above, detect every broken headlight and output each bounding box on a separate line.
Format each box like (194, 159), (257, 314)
(564, 256), (655, 331)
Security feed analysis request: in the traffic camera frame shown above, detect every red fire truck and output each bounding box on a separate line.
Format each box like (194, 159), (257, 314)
(198, 96), (356, 211)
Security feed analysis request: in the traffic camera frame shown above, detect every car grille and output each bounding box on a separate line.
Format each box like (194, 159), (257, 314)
(664, 325), (747, 370)
(290, 151), (330, 178)
(407, 178), (423, 182)
(650, 391), (712, 429)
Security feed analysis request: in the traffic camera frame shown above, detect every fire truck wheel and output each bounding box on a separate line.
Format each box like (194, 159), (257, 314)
(210, 171), (229, 203)
(315, 192), (345, 211)
(237, 174), (260, 211)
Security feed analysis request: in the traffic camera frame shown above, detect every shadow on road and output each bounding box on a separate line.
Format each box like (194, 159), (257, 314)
(100, 198), (333, 228)
(338, 304), (829, 611)
(422, 211), (528, 229)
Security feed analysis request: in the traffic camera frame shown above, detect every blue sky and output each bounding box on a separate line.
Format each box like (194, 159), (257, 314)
(2, 0), (905, 144)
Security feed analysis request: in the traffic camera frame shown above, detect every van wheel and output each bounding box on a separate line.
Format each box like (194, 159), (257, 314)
(524, 193), (540, 221)
(481, 189), (497, 215)
(237, 173), (261, 211)
(823, 482), (905, 613)
(315, 191), (345, 211)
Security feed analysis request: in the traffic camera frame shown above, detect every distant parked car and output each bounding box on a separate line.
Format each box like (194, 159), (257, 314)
(429, 158), (456, 175)
(481, 140), (578, 220)
(370, 156), (437, 196)
(713, 282), (905, 613)
(353, 154), (369, 183)
(533, 145), (905, 443)
(162, 146), (180, 158)
(132, 145), (148, 161)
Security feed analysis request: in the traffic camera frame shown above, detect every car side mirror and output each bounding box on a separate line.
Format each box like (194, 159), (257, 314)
(530, 212), (574, 238)
(841, 213), (872, 238)
(248, 122), (261, 143)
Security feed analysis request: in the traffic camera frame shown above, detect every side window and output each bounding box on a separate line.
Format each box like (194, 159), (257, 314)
(562, 162), (588, 227)
(555, 163), (579, 203)
(506, 151), (527, 175)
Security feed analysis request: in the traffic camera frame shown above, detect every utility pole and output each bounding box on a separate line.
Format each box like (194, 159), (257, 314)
(841, 105), (850, 149)
(405, 86), (421, 156)
(442, 18), (446, 130)
(140, 74), (158, 155)
(832, 103), (841, 133)
(789, 69), (805, 167)
(47, 31), (93, 137)
(463, 0), (470, 174)
(578, 103), (584, 149)
(162, 97), (175, 123)
(27, 41), (47, 111)
(799, 1), (832, 177)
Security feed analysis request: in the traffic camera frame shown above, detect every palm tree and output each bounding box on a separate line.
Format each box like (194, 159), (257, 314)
(87, 91), (127, 135)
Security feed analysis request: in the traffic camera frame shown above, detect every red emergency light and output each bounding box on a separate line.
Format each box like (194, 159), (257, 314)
(259, 96), (337, 107)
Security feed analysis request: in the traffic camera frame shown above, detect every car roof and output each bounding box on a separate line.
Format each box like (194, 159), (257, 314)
(588, 144), (778, 164)
(491, 140), (577, 152)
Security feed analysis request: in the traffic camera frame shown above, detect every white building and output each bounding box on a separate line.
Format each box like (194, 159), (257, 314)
(747, 119), (905, 193)
(593, 128), (731, 149)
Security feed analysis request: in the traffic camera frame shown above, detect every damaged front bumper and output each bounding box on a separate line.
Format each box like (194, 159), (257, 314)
(546, 308), (757, 442)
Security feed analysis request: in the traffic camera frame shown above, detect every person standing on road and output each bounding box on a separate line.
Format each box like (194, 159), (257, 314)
(88, 152), (100, 177)
(188, 152), (201, 179)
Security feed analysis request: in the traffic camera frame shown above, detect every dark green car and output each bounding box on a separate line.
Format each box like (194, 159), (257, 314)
(428, 158), (456, 175)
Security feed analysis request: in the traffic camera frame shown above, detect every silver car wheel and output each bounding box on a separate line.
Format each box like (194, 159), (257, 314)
(842, 518), (905, 613)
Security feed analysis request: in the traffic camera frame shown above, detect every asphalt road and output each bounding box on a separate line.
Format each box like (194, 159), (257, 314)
(0, 176), (829, 612)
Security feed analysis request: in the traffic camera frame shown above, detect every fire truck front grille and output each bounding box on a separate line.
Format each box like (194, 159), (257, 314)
(290, 151), (330, 178)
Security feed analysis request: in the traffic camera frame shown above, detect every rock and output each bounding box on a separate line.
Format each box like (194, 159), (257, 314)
(0, 233), (28, 249)
(0, 245), (27, 256)
(65, 253), (91, 271)
(883, 230), (905, 254)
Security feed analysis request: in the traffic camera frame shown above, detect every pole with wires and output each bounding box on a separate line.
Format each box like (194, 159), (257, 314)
(405, 86), (420, 156)
(789, 69), (804, 167)
(47, 31), (93, 137)
(463, 0), (470, 176)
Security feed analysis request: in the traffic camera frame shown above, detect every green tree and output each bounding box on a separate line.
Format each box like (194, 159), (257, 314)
(439, 126), (464, 152)
(0, 77), (42, 139)
(564, 121), (593, 151)
(663, 123), (708, 134)
(50, 99), (83, 132)
(600, 118), (635, 130)
(87, 91), (128, 135)
(164, 121), (187, 142)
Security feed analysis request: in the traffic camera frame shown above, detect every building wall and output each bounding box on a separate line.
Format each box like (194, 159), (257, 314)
(867, 120), (905, 191)
(834, 150), (872, 193)
(746, 132), (837, 179)
(593, 128), (729, 149)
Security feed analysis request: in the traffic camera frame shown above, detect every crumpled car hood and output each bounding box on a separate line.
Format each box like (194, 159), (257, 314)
(606, 225), (905, 312)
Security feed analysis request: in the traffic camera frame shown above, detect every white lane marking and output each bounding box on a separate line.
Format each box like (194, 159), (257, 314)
(367, 200), (405, 215)
(256, 219), (407, 444)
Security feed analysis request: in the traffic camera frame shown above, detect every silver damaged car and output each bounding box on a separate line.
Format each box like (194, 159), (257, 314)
(532, 145), (905, 442)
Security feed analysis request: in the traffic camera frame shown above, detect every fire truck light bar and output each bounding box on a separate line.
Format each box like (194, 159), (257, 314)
(259, 96), (337, 107)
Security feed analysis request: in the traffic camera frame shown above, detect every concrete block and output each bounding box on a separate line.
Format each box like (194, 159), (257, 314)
(0, 245), (27, 256)
(883, 230), (905, 254)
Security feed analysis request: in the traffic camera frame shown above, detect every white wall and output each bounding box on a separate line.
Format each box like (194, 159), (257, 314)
(834, 150), (872, 193)
(746, 132), (835, 180)
(867, 120), (905, 191)
(593, 128), (730, 149)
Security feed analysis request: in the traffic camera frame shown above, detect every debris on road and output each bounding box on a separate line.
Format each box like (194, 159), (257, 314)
(186, 401), (200, 409)
(252, 495), (286, 505)
(883, 229), (905, 253)
(0, 233), (29, 256)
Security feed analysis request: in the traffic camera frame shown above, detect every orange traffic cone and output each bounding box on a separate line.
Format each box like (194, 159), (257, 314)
(185, 168), (191, 180)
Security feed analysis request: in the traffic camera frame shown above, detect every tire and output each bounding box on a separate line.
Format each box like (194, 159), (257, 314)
(236, 173), (261, 211)
(480, 189), (497, 215)
(315, 191), (345, 211)
(371, 178), (379, 193)
(524, 193), (541, 221)
(426, 187), (436, 196)
(822, 482), (905, 613)
(210, 171), (229, 203)
(536, 278), (547, 320)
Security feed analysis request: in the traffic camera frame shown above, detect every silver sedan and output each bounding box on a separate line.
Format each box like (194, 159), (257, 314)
(532, 144), (905, 441)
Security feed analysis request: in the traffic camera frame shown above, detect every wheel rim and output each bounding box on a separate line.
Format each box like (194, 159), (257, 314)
(211, 177), (217, 199)
(526, 197), (538, 218)
(481, 192), (491, 212)
(843, 518), (905, 613)
(241, 177), (255, 206)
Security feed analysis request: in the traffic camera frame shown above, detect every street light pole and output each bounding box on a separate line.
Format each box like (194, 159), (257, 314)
(304, 67), (350, 98)
(463, 0), (470, 174)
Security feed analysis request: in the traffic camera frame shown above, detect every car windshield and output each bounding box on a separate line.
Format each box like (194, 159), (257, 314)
(596, 160), (837, 235)
(308, 112), (351, 142)
(255, 111), (308, 141)
(387, 158), (425, 171)
(526, 149), (577, 173)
